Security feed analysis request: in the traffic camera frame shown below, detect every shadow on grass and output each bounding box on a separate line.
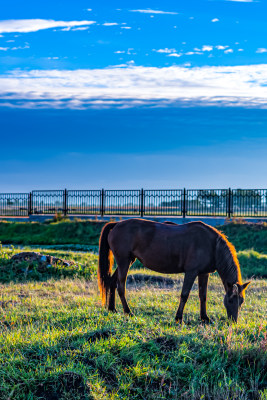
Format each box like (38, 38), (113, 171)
(4, 324), (266, 400)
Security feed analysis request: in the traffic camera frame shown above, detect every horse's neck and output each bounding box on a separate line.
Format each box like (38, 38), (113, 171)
(217, 260), (239, 291)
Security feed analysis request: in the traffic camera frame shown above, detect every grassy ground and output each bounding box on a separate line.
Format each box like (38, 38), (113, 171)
(0, 219), (267, 253)
(0, 275), (266, 400)
(0, 245), (266, 282)
(0, 221), (266, 399)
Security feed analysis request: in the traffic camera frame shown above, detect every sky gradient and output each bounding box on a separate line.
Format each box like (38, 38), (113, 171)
(1, 0), (267, 191)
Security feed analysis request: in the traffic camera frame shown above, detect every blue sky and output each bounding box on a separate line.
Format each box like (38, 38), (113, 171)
(0, 0), (267, 191)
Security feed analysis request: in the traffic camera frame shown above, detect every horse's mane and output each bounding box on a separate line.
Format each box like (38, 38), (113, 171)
(200, 223), (242, 286)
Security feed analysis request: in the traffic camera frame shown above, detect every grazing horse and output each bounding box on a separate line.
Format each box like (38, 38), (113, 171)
(97, 219), (250, 323)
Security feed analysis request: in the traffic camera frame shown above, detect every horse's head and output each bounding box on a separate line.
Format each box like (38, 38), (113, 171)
(224, 281), (251, 322)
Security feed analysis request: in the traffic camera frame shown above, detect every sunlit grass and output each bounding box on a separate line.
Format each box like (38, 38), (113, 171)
(0, 274), (266, 399)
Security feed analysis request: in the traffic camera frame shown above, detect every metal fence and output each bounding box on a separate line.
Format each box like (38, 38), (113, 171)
(0, 188), (267, 218)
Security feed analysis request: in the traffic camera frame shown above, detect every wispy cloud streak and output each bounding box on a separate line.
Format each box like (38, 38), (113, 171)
(0, 64), (267, 109)
(130, 9), (178, 15)
(0, 19), (96, 33)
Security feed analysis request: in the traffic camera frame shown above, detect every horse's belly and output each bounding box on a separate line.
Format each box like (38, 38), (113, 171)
(135, 251), (184, 274)
(144, 263), (184, 274)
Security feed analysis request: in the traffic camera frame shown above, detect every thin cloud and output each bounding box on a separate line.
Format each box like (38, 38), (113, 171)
(211, 18), (219, 22)
(103, 22), (118, 26)
(130, 9), (178, 15)
(256, 48), (267, 53)
(153, 48), (177, 53)
(225, 0), (257, 2)
(1, 64), (267, 109)
(167, 53), (181, 57)
(0, 19), (96, 34)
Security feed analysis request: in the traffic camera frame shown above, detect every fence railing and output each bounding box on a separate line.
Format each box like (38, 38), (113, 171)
(0, 188), (267, 218)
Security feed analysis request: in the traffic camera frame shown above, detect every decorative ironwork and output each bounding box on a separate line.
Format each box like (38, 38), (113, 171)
(67, 190), (101, 215)
(1, 188), (267, 218)
(144, 190), (183, 216)
(0, 193), (28, 216)
(104, 190), (140, 215)
(32, 190), (64, 214)
(186, 189), (229, 216)
(232, 189), (267, 217)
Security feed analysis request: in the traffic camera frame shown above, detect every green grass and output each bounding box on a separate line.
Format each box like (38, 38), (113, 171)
(0, 242), (266, 284)
(220, 222), (267, 253)
(0, 220), (105, 247)
(0, 246), (97, 283)
(0, 275), (266, 400)
(0, 221), (266, 398)
(0, 220), (267, 254)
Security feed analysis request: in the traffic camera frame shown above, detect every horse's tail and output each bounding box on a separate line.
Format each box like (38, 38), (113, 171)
(98, 222), (117, 306)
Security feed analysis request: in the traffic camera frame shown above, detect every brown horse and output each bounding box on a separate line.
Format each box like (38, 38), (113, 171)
(98, 219), (250, 323)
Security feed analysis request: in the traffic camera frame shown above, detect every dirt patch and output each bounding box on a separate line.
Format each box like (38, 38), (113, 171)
(11, 251), (71, 268)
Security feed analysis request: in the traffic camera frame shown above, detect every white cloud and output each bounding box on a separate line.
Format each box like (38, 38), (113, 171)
(211, 18), (219, 22)
(256, 48), (267, 53)
(0, 47), (8, 51)
(167, 53), (181, 57)
(238, 48), (244, 51)
(224, 48), (234, 53)
(185, 51), (203, 55)
(130, 9), (178, 15)
(0, 19), (96, 34)
(103, 22), (118, 26)
(225, 0), (256, 2)
(153, 48), (177, 53)
(216, 45), (229, 50)
(71, 27), (89, 31)
(1, 64), (267, 109)
(114, 50), (125, 54)
(87, 9), (92, 11)
(11, 45), (30, 50)
(121, 26), (131, 29)
(202, 45), (213, 51)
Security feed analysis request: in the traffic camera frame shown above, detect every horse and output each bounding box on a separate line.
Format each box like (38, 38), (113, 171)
(97, 219), (250, 323)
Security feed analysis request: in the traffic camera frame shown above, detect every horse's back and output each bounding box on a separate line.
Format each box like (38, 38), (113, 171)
(108, 219), (218, 274)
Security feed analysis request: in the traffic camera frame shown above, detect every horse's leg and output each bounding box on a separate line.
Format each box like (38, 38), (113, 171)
(198, 273), (210, 322)
(117, 259), (132, 315)
(108, 268), (118, 312)
(175, 271), (197, 323)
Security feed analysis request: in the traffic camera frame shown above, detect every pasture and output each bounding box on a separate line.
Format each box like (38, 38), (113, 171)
(0, 221), (266, 399)
(0, 250), (266, 399)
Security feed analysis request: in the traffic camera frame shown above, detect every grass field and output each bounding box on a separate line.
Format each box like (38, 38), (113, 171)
(0, 221), (266, 399)
(0, 246), (267, 399)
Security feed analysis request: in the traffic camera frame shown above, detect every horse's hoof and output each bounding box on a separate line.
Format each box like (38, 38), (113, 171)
(108, 308), (117, 313)
(175, 318), (183, 325)
(125, 311), (134, 317)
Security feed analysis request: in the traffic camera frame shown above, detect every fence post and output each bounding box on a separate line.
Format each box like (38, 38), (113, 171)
(140, 188), (144, 217)
(63, 189), (68, 216)
(182, 188), (186, 218)
(28, 192), (32, 215)
(101, 189), (105, 217)
(228, 188), (231, 218)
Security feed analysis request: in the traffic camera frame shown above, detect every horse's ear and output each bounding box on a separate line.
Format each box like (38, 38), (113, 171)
(241, 281), (251, 292)
(232, 284), (239, 296)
